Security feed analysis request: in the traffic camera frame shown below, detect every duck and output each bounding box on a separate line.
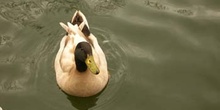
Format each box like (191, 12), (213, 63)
(54, 10), (109, 97)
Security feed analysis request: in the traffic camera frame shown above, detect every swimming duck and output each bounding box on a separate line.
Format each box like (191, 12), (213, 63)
(54, 11), (109, 97)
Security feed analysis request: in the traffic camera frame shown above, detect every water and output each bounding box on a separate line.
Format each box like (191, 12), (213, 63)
(0, 0), (220, 110)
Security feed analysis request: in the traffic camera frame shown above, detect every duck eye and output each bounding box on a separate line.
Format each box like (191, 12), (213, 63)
(89, 60), (91, 63)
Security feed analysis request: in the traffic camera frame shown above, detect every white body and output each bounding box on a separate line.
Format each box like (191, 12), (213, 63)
(54, 16), (108, 97)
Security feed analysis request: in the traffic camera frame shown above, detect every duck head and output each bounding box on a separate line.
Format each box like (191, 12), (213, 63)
(74, 42), (100, 75)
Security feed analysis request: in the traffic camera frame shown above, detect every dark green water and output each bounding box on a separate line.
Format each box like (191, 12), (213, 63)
(0, 0), (220, 110)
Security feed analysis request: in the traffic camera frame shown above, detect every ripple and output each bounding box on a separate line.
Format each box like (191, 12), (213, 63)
(0, 0), (86, 26)
(0, 1), (45, 26)
(85, 0), (126, 14)
(0, 55), (37, 94)
(0, 11), (62, 95)
(144, 0), (195, 17)
(0, 35), (13, 47)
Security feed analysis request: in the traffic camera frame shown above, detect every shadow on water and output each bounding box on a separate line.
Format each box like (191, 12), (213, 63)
(67, 95), (98, 110)
(64, 89), (104, 110)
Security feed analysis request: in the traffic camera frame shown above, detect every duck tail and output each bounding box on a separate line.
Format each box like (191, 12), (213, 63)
(71, 10), (89, 28)
(71, 10), (91, 37)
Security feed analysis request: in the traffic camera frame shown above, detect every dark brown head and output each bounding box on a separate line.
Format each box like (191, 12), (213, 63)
(74, 42), (100, 75)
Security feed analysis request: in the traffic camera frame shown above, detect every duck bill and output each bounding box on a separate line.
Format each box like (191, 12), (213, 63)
(85, 55), (100, 75)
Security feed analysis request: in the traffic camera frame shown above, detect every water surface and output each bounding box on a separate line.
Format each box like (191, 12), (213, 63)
(0, 0), (220, 110)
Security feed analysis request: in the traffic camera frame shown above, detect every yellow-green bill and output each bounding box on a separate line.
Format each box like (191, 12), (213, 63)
(85, 55), (100, 75)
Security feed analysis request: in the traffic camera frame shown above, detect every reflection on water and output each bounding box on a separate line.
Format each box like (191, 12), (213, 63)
(1, 0), (220, 110)
(67, 94), (99, 110)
